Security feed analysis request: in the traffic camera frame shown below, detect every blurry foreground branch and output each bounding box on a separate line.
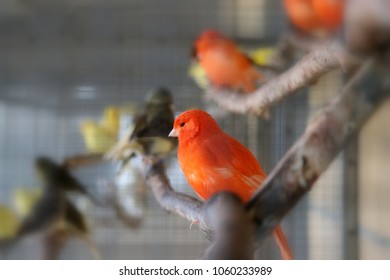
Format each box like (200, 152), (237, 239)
(247, 60), (389, 242)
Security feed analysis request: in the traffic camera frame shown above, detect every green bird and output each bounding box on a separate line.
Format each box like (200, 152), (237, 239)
(105, 88), (177, 161)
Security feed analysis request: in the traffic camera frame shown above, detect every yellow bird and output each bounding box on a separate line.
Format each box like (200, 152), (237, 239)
(0, 205), (19, 239)
(81, 106), (120, 153)
(13, 188), (42, 219)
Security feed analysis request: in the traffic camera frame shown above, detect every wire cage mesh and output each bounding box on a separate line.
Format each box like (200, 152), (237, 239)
(0, 0), (389, 260)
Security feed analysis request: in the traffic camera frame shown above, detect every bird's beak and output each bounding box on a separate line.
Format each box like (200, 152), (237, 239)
(168, 128), (178, 137)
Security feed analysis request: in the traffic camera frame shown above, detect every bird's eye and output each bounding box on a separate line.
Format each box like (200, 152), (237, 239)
(180, 122), (185, 127)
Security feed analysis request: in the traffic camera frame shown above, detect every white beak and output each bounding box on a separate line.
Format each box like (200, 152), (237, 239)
(168, 128), (178, 137)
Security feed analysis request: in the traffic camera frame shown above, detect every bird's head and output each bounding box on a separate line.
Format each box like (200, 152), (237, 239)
(197, 29), (223, 42)
(168, 109), (221, 142)
(192, 29), (224, 60)
(146, 88), (173, 106)
(34, 156), (58, 184)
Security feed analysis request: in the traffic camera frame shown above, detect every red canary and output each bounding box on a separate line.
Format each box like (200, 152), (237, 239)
(169, 109), (293, 260)
(192, 29), (262, 94)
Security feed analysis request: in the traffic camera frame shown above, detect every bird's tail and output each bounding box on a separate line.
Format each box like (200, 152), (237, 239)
(272, 225), (293, 260)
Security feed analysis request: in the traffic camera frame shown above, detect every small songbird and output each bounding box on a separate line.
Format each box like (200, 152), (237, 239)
(192, 29), (262, 93)
(105, 88), (177, 161)
(169, 109), (293, 260)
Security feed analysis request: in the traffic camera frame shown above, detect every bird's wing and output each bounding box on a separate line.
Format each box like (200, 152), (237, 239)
(63, 199), (88, 234)
(17, 187), (64, 237)
(129, 113), (148, 140)
(181, 134), (265, 201)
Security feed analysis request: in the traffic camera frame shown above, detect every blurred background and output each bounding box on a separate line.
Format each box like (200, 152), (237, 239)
(0, 0), (389, 260)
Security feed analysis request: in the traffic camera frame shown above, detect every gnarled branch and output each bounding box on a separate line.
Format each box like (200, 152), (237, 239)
(246, 60), (389, 242)
(206, 42), (361, 117)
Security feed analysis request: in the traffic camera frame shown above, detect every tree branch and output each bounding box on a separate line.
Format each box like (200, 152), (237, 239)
(206, 42), (361, 118)
(271, 32), (328, 70)
(246, 60), (389, 242)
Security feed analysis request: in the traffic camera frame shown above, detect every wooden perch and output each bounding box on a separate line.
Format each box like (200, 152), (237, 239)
(206, 42), (361, 117)
(271, 33), (328, 70)
(246, 60), (389, 242)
